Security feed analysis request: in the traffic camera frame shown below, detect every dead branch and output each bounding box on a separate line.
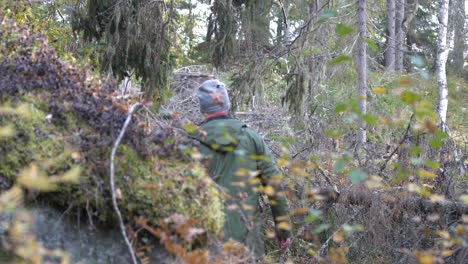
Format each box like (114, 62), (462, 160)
(110, 103), (142, 264)
(380, 114), (415, 172)
(338, 187), (468, 215)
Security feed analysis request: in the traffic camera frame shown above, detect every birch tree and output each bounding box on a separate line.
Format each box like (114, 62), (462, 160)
(385, 0), (396, 70)
(395, 0), (405, 71)
(357, 0), (367, 144)
(436, 0), (449, 129)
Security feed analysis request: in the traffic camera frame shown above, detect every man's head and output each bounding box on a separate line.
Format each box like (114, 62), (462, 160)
(197, 79), (230, 115)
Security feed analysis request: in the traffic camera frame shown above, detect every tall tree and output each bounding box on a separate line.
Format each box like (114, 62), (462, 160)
(450, 0), (466, 75)
(72, 0), (174, 98)
(357, 0), (367, 144)
(385, 0), (396, 70)
(395, 0), (405, 71)
(436, 0), (449, 129)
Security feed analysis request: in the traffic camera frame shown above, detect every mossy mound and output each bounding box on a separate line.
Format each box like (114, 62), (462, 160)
(0, 20), (224, 236)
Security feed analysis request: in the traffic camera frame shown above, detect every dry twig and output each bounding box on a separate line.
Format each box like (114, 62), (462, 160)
(110, 103), (142, 264)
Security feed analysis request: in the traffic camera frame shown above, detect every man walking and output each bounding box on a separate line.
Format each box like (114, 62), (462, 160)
(193, 79), (292, 258)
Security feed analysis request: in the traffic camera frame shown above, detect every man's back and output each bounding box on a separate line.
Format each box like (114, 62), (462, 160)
(196, 117), (291, 257)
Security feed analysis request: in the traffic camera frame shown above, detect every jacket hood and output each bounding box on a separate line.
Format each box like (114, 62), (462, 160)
(197, 119), (247, 152)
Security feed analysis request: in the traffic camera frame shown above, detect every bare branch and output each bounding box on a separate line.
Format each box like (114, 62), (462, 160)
(110, 103), (141, 264)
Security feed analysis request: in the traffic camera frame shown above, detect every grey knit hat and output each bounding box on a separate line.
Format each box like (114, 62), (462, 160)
(197, 79), (230, 114)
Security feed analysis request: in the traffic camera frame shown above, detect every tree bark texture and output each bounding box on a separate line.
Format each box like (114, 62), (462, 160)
(450, 0), (466, 75)
(395, 0), (406, 72)
(385, 0), (396, 70)
(436, 0), (450, 127)
(356, 0), (367, 144)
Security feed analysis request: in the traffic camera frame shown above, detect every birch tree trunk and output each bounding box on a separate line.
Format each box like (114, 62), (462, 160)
(451, 0), (466, 75)
(395, 0), (405, 72)
(436, 0), (450, 129)
(385, 0), (396, 70)
(357, 0), (367, 144)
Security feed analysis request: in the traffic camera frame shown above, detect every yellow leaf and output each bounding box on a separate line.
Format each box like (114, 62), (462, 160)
(277, 221), (291, 231)
(417, 169), (436, 179)
(0, 186), (23, 212)
(277, 158), (289, 167)
(248, 177), (261, 185)
(59, 166), (81, 183)
(429, 194), (445, 203)
(234, 168), (248, 177)
(417, 255), (433, 264)
(437, 230), (450, 239)
(17, 164), (58, 191)
(459, 194), (468, 204)
(0, 125), (15, 138)
(407, 183), (420, 192)
(265, 229), (276, 238)
(262, 185), (275, 196)
(333, 231), (345, 243)
(242, 204), (255, 211)
(372, 87), (386, 95)
(292, 208), (309, 215)
(378, 117), (388, 125)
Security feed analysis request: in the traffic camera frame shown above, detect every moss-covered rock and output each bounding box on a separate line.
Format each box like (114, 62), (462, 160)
(0, 19), (224, 237)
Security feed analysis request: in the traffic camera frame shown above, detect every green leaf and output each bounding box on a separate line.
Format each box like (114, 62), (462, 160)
(313, 224), (330, 234)
(424, 159), (439, 170)
(410, 146), (422, 155)
(336, 23), (354, 37)
(335, 103), (347, 113)
(325, 129), (343, 139)
(182, 123), (197, 133)
(362, 114), (377, 125)
(333, 160), (347, 172)
(328, 55), (352, 66)
(400, 90), (421, 104)
(349, 169), (368, 184)
(305, 209), (322, 223)
(429, 138), (442, 148)
(366, 39), (378, 52)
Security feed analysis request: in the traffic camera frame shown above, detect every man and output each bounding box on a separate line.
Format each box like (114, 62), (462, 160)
(192, 79), (292, 258)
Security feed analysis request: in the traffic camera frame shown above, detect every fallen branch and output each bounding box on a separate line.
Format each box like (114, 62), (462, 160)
(339, 187), (468, 215)
(380, 114), (414, 172)
(110, 103), (141, 264)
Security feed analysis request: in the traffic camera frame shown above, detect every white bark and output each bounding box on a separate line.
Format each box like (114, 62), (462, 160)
(385, 0), (396, 70)
(436, 0), (449, 128)
(436, 0), (449, 130)
(395, 0), (405, 72)
(357, 0), (367, 144)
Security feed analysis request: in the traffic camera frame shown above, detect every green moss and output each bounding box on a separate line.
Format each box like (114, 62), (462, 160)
(0, 99), (67, 181)
(1, 92), (224, 237)
(115, 145), (224, 235)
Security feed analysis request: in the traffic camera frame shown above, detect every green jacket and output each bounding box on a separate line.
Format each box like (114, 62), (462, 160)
(194, 117), (291, 257)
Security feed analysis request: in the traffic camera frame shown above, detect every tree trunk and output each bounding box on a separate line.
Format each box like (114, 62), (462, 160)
(248, 0), (273, 51)
(356, 0), (367, 144)
(436, 0), (449, 128)
(395, 0), (405, 72)
(385, 0), (396, 70)
(450, 0), (466, 75)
